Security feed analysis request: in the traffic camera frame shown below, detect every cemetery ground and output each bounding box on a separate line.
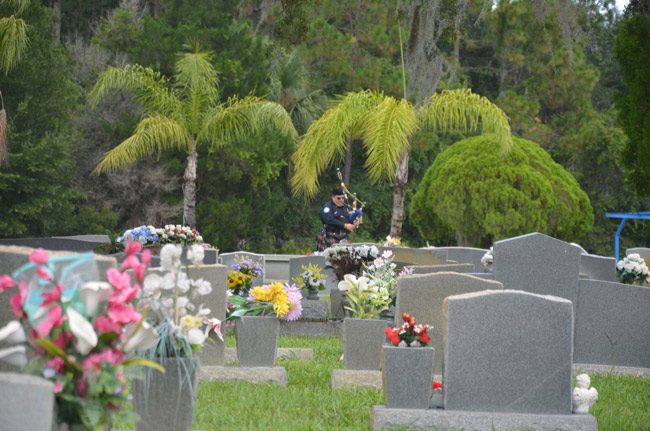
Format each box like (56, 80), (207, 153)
(111, 334), (650, 430)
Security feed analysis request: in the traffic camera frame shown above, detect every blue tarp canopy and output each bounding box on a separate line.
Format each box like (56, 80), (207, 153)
(605, 211), (650, 260)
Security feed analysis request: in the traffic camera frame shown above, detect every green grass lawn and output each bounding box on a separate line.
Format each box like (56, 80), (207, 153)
(194, 335), (650, 430)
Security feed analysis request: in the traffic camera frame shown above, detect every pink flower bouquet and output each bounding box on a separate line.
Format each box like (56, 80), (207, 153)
(0, 242), (162, 429)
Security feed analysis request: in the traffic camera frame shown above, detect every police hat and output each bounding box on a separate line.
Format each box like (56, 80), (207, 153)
(332, 187), (345, 196)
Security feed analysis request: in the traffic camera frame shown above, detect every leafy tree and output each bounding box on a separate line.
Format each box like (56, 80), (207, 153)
(89, 48), (297, 227)
(410, 134), (593, 247)
(290, 88), (512, 238)
(615, 0), (650, 196)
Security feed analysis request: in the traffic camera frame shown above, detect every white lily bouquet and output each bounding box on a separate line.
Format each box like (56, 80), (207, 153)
(139, 244), (222, 357)
(616, 253), (650, 286)
(338, 274), (391, 319)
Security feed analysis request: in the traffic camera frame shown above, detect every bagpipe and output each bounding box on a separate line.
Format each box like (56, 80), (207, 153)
(336, 168), (365, 224)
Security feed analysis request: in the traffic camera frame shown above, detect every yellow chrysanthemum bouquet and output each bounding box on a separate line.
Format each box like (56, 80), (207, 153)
(226, 282), (303, 321)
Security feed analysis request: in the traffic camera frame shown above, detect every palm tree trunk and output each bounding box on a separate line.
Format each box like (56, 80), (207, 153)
(182, 147), (198, 228)
(52, 0), (62, 42)
(389, 151), (409, 238)
(343, 137), (352, 185)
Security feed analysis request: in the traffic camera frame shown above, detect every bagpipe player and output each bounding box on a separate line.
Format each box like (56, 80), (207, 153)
(315, 187), (362, 252)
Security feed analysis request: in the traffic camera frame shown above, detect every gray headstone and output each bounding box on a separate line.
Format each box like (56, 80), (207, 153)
(220, 251), (266, 284)
(443, 290), (574, 414)
(299, 299), (329, 321)
(395, 272), (504, 374)
(0, 372), (54, 431)
(574, 279), (650, 368)
(435, 247), (489, 272)
(378, 246), (448, 267)
(407, 263), (474, 274)
(580, 253), (617, 282)
(0, 236), (110, 253)
(626, 247), (650, 268)
(494, 233), (581, 307)
(467, 272), (495, 280)
(185, 265), (227, 366)
(264, 254), (301, 282)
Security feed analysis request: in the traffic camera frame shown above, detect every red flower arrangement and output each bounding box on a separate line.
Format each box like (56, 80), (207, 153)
(384, 312), (432, 347)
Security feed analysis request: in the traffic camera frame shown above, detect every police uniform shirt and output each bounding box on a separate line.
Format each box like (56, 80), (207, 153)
(321, 199), (351, 232)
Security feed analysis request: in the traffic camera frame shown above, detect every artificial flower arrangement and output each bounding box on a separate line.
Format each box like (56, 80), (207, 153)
(337, 274), (391, 319)
(384, 313), (432, 347)
(117, 225), (204, 247)
(362, 249), (415, 306)
(226, 282), (303, 321)
(0, 243), (162, 430)
(323, 244), (379, 281)
(139, 244), (223, 358)
(227, 257), (264, 297)
(155, 225), (203, 246)
(292, 263), (327, 296)
(117, 225), (160, 246)
(616, 253), (650, 286)
(383, 235), (401, 247)
(481, 247), (493, 271)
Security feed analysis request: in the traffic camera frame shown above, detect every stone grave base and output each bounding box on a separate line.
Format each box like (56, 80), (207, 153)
(280, 320), (342, 336)
(224, 347), (314, 362)
(574, 363), (650, 378)
(331, 369), (382, 389)
(200, 366), (287, 386)
(370, 406), (597, 431)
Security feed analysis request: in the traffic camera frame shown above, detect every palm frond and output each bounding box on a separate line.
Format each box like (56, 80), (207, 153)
(0, 16), (28, 75)
(363, 97), (417, 183)
(174, 51), (219, 134)
(2, 0), (30, 14)
(88, 65), (181, 118)
(199, 96), (297, 149)
(290, 90), (384, 198)
(418, 88), (512, 151)
(93, 115), (189, 173)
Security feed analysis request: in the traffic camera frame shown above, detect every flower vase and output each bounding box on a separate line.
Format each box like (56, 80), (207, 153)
(381, 345), (435, 409)
(132, 357), (199, 431)
(306, 289), (320, 300)
(235, 315), (279, 367)
(342, 318), (388, 370)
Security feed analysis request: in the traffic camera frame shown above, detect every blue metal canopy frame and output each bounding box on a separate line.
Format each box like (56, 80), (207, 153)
(605, 211), (650, 260)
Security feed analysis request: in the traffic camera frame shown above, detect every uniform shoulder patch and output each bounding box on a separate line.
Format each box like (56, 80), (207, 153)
(323, 207), (330, 213)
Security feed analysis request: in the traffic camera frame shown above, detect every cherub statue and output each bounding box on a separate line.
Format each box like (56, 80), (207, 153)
(572, 373), (598, 414)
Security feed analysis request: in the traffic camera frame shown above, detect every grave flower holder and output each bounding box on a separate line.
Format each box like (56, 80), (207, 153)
(381, 345), (435, 409)
(235, 315), (279, 367)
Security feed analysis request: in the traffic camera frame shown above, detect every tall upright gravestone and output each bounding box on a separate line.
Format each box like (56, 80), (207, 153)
(493, 233), (581, 307)
(395, 272), (504, 374)
(574, 279), (650, 369)
(443, 290), (574, 414)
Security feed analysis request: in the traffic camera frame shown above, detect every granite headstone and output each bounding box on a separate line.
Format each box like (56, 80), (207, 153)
(395, 272), (503, 374)
(493, 232), (581, 307)
(574, 279), (650, 369)
(443, 290), (574, 414)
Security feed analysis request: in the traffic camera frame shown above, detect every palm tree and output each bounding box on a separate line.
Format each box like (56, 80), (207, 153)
(89, 48), (298, 228)
(290, 88), (512, 238)
(0, 0), (30, 166)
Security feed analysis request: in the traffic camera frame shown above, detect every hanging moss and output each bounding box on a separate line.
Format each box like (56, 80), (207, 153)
(410, 134), (593, 247)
